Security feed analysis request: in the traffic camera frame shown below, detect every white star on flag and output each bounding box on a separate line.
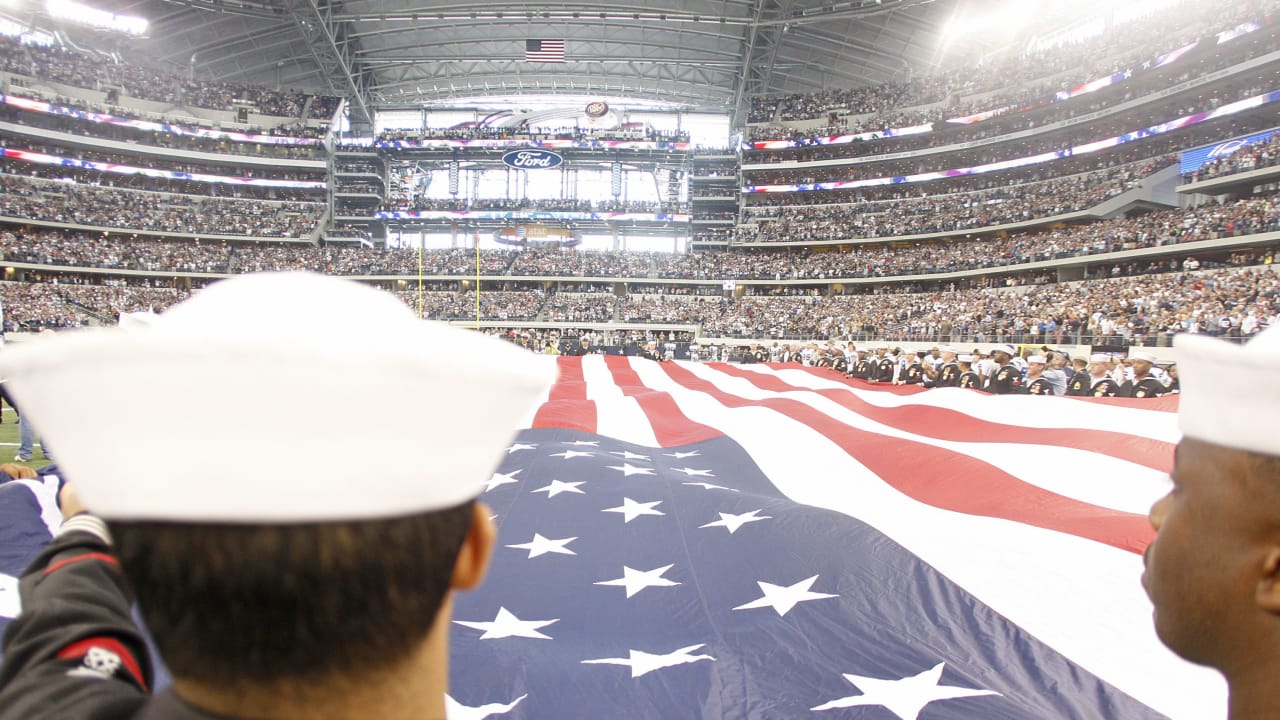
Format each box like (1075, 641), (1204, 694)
(445, 693), (527, 720)
(664, 450), (700, 458)
(485, 470), (522, 492)
(506, 533), (577, 558)
(454, 607), (559, 640)
(602, 498), (665, 523)
(532, 480), (586, 498)
(595, 564), (681, 598)
(607, 463), (655, 477)
(581, 643), (716, 678)
(563, 440), (599, 446)
(683, 482), (739, 493)
(505, 443), (537, 454)
(671, 467), (714, 477)
(609, 450), (651, 461)
(550, 450), (594, 460)
(810, 662), (1000, 719)
(700, 509), (770, 533)
(734, 575), (838, 617)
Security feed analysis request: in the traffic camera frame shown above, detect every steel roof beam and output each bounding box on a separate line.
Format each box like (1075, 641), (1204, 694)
(282, 0), (372, 127)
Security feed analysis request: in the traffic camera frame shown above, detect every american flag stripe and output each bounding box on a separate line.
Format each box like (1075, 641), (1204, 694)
(534, 356), (1164, 548)
(653, 360), (1154, 553)
(530, 356), (595, 432)
(581, 353), (659, 446)
(721, 363), (1175, 473)
(581, 357), (1224, 719)
(601, 355), (721, 446)
(755, 363), (1180, 434)
(704, 366), (1174, 515)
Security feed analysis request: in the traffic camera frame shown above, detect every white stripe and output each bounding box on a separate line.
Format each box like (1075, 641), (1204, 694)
(740, 365), (1181, 443)
(580, 355), (659, 447)
(631, 360), (1225, 720)
(685, 363), (1167, 514)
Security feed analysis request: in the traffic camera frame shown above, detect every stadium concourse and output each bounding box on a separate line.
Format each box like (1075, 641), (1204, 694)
(3, 0), (1280, 717)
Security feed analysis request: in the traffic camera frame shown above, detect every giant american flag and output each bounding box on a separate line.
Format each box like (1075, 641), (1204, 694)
(0, 356), (1225, 719)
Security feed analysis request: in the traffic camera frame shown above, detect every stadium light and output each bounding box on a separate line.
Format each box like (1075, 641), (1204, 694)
(45, 0), (148, 36)
(941, 0), (1043, 46)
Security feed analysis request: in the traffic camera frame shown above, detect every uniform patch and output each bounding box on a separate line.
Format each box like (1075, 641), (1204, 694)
(57, 637), (148, 691)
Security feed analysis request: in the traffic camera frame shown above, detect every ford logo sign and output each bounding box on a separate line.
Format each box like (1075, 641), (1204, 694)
(502, 149), (564, 170)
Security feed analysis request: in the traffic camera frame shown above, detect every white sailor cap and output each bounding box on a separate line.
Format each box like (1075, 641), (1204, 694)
(1177, 325), (1280, 457)
(1129, 350), (1158, 364)
(1090, 353), (1112, 363)
(1027, 355), (1047, 364)
(874, 342), (889, 350)
(957, 354), (974, 363)
(939, 345), (957, 354)
(0, 273), (557, 523)
(992, 344), (1016, 357)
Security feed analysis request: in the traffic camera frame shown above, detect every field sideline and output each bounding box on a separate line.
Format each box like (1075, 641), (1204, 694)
(0, 404), (53, 470)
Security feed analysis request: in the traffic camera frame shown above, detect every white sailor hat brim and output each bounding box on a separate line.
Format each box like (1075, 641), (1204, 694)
(1177, 327), (1280, 458)
(0, 273), (557, 523)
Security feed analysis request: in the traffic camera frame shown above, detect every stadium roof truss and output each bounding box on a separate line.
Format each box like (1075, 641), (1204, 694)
(125, 0), (954, 126)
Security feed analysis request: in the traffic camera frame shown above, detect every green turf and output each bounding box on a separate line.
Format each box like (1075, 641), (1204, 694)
(0, 402), (54, 471)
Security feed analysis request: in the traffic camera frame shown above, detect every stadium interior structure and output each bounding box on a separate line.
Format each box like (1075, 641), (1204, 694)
(0, 0), (1278, 358)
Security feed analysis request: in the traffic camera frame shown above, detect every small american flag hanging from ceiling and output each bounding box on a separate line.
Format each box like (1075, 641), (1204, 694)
(526, 39), (566, 63)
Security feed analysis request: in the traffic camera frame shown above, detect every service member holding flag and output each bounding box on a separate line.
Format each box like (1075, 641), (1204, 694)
(0, 273), (556, 720)
(1147, 323), (1280, 720)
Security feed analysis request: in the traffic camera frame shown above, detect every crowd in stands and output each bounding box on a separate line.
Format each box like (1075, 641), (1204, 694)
(739, 119), (1279, 215)
(674, 194), (1280, 278)
(0, 83), (325, 138)
(739, 158), (1170, 242)
(394, 290), (547, 322)
(507, 248), (652, 277)
(0, 98), (323, 160)
(0, 280), (189, 331)
(543, 293), (617, 322)
(0, 37), (340, 119)
(0, 177), (322, 238)
(693, 262), (1280, 342)
(0, 230), (232, 272)
(4, 260), (1275, 347)
(1186, 132), (1280, 182)
(5, 189), (1279, 279)
(0, 139), (326, 183)
(0, 161), (323, 202)
(747, 14), (1280, 155)
(226, 246), (514, 276)
(755, 57), (1279, 166)
(747, 0), (1280, 125)
(743, 71), (1277, 183)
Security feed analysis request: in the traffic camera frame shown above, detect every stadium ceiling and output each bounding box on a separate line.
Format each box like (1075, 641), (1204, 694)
(117, 0), (959, 127)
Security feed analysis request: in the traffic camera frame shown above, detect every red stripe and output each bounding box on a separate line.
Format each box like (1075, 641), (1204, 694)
(533, 356), (597, 433)
(56, 636), (149, 692)
(724, 365), (1174, 474)
(43, 552), (119, 575)
(602, 356), (722, 446)
(656, 361), (1153, 555)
